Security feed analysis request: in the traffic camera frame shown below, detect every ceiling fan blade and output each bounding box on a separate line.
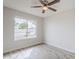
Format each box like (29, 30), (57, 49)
(42, 10), (45, 13)
(44, 0), (47, 1)
(48, 0), (60, 6)
(43, 0), (48, 4)
(43, 0), (48, 2)
(31, 6), (42, 8)
(39, 0), (45, 5)
(48, 7), (56, 12)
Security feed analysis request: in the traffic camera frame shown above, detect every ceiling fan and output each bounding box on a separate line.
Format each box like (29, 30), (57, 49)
(31, 0), (60, 13)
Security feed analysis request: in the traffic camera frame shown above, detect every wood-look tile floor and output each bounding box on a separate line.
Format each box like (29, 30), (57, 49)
(3, 44), (75, 59)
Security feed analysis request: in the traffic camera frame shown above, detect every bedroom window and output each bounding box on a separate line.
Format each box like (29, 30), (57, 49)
(14, 17), (37, 40)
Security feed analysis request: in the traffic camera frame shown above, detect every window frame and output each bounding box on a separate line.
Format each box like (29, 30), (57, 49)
(14, 17), (37, 41)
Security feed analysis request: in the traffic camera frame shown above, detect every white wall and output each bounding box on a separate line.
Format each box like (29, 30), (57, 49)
(44, 9), (75, 53)
(3, 7), (44, 53)
(4, 7), (75, 53)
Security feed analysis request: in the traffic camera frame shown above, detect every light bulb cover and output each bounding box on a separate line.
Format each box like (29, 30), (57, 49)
(43, 6), (48, 10)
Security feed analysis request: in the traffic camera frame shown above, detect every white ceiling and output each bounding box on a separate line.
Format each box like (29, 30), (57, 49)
(3, 0), (74, 18)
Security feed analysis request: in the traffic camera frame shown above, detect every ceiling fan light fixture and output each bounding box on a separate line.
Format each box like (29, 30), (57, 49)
(42, 6), (48, 10)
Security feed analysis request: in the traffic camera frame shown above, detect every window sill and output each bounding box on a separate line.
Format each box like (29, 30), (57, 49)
(14, 36), (37, 41)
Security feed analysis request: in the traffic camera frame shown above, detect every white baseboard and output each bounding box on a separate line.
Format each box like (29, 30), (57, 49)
(44, 42), (75, 55)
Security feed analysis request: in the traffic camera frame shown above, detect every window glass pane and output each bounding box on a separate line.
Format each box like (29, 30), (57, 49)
(14, 17), (37, 40)
(27, 21), (37, 38)
(14, 17), (28, 40)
